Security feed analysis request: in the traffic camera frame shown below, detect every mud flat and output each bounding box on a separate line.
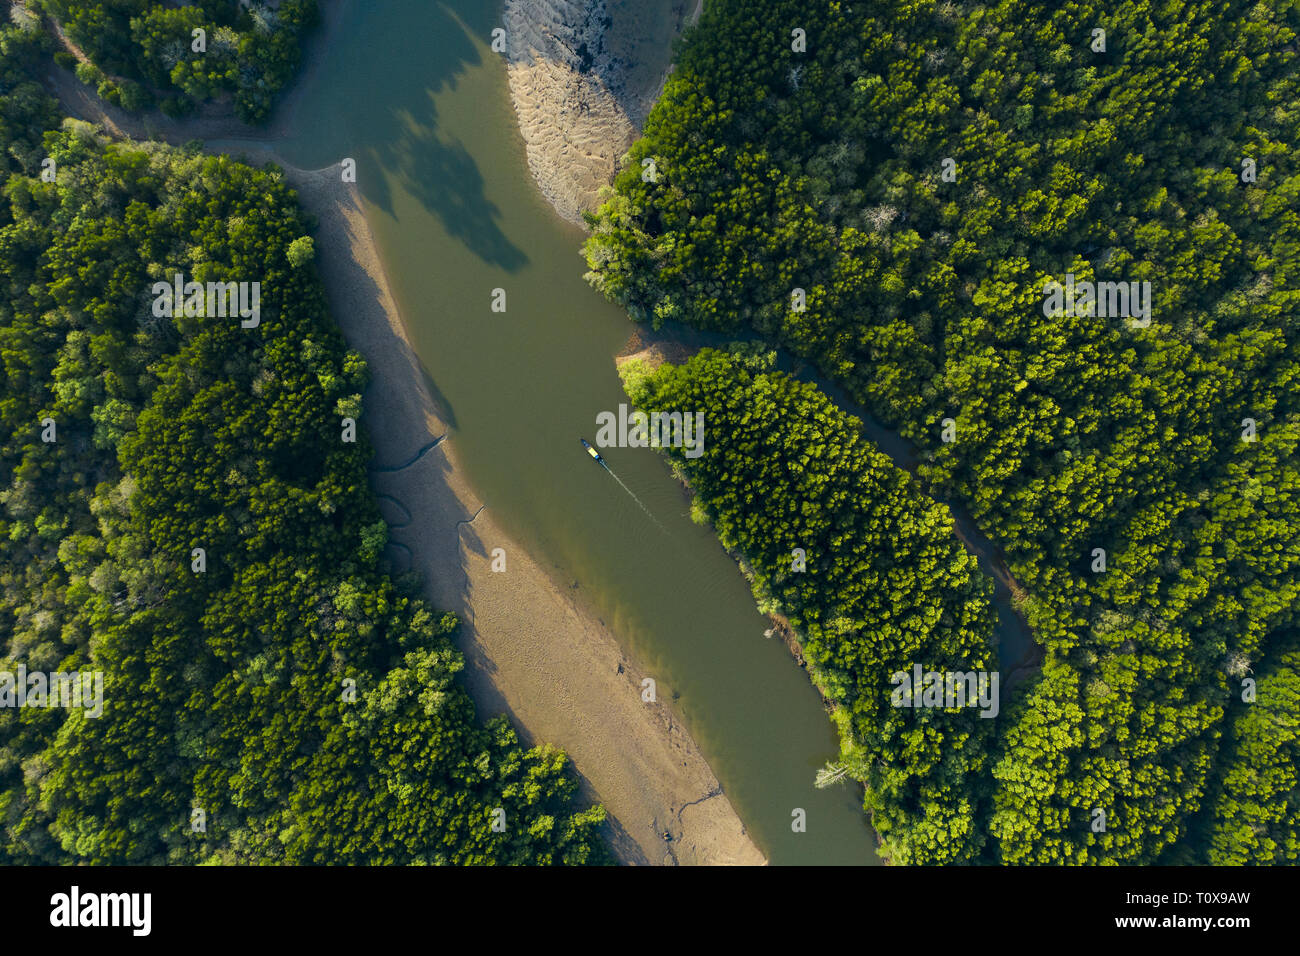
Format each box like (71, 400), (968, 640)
(503, 0), (701, 225)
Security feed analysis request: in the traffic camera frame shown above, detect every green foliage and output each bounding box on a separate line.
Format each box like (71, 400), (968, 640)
(1202, 634), (1300, 864)
(73, 59), (103, 87)
(286, 234), (314, 269)
(0, 13), (58, 175)
(625, 347), (1000, 863)
(590, 0), (1300, 864)
(36, 0), (320, 123)
(0, 23), (606, 864)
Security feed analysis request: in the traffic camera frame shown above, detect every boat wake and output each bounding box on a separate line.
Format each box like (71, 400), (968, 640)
(605, 466), (670, 534)
(580, 437), (669, 533)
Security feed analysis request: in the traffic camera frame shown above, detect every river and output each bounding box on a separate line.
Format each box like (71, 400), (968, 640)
(271, 0), (882, 865)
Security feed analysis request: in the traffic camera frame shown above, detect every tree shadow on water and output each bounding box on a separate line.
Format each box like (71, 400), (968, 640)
(338, 0), (528, 272)
(391, 122), (528, 272)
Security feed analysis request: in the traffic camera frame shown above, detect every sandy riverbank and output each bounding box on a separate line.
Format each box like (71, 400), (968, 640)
(40, 0), (763, 865)
(288, 164), (764, 865)
(503, 0), (700, 225)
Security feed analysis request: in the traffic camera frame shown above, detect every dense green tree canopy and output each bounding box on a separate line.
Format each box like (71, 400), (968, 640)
(593, 0), (1300, 863)
(623, 346), (1000, 863)
(0, 13), (606, 864)
(36, 0), (319, 122)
